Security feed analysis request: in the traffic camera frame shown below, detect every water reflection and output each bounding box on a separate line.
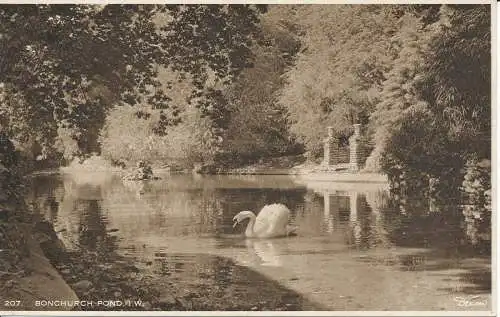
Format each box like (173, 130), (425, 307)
(26, 172), (486, 256)
(25, 172), (491, 311)
(318, 189), (393, 250)
(241, 239), (287, 267)
(28, 173), (118, 254)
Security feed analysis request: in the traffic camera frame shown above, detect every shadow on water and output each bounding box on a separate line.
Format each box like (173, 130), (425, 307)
(28, 173), (121, 255)
(314, 187), (491, 297)
(148, 253), (325, 311)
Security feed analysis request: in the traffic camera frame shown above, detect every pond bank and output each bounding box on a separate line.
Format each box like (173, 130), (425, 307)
(1, 216), (184, 312)
(193, 155), (389, 183)
(0, 146), (78, 311)
(1, 224), (77, 311)
(1, 155), (177, 311)
(56, 154), (389, 185)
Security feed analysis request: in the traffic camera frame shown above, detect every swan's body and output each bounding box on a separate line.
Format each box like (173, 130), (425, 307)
(233, 203), (297, 238)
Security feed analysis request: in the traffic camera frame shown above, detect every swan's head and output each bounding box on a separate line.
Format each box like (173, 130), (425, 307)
(232, 210), (254, 228)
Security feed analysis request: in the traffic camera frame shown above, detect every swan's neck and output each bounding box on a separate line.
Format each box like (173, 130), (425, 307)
(244, 213), (257, 238)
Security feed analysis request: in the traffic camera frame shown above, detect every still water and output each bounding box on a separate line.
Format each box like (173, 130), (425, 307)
(26, 171), (491, 311)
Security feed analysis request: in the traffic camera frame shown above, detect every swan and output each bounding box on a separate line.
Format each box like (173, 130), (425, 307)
(232, 203), (297, 238)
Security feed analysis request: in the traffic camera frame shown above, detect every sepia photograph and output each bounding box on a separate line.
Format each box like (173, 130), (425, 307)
(0, 2), (495, 315)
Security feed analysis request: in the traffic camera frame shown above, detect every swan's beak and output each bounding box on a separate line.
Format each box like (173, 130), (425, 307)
(232, 216), (239, 228)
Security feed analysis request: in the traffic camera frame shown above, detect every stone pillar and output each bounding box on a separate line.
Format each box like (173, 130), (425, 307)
(349, 124), (362, 171)
(327, 126), (334, 138)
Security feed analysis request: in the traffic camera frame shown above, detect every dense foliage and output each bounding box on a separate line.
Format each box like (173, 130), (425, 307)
(379, 6), (490, 187)
(222, 6), (302, 164)
(275, 4), (490, 243)
(278, 5), (405, 156)
(0, 4), (265, 163)
(100, 5), (303, 168)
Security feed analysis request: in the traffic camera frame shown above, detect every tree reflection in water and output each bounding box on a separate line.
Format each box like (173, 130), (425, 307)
(316, 187), (490, 294)
(76, 199), (118, 256)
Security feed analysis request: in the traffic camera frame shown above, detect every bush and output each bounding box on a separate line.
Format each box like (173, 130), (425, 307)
(461, 159), (491, 244)
(381, 107), (465, 184)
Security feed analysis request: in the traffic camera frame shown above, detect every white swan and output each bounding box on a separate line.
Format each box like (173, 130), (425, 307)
(232, 203), (297, 238)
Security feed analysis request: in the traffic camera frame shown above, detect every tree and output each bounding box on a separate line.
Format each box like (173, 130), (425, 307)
(379, 4), (491, 180)
(365, 7), (442, 170)
(0, 4), (265, 161)
(278, 5), (404, 156)
(414, 4), (491, 160)
(222, 5), (302, 163)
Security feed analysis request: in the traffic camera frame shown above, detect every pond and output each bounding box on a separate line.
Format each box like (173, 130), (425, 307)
(26, 171), (491, 311)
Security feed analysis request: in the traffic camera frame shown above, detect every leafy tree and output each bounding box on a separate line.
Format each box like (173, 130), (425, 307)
(278, 5), (404, 156)
(379, 4), (490, 180)
(414, 4), (491, 161)
(99, 103), (214, 168)
(0, 4), (265, 161)
(365, 7), (443, 170)
(99, 4), (304, 168)
(223, 5), (302, 163)
(99, 66), (221, 168)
